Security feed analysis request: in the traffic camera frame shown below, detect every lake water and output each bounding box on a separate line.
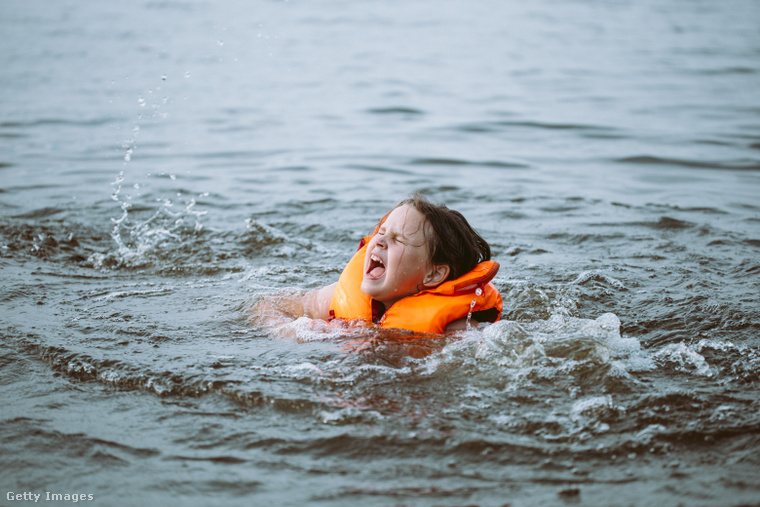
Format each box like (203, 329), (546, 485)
(1, 0), (760, 505)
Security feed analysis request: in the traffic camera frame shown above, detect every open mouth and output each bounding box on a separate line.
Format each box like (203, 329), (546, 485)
(366, 253), (386, 279)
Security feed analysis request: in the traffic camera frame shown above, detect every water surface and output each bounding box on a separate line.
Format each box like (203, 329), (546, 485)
(1, 0), (760, 505)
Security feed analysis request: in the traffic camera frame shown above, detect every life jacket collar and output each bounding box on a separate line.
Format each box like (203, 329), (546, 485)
(426, 260), (499, 296)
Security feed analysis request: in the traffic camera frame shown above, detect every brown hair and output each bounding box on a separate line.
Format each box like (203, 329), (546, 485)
(396, 193), (491, 281)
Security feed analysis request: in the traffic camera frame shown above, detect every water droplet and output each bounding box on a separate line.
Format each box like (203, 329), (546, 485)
(184, 71), (191, 78)
(217, 40), (224, 46)
(161, 74), (167, 80)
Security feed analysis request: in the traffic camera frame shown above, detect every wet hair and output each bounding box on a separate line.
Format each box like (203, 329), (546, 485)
(396, 193), (491, 281)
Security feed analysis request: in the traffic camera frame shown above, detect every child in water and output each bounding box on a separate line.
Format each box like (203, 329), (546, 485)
(257, 194), (502, 335)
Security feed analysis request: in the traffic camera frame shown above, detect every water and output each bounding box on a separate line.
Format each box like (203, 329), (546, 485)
(1, 0), (760, 505)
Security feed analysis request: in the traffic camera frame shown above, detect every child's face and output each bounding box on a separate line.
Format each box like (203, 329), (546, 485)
(361, 204), (434, 308)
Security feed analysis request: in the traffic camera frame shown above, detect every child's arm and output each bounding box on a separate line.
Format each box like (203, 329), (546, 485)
(301, 283), (337, 320)
(248, 283), (337, 324)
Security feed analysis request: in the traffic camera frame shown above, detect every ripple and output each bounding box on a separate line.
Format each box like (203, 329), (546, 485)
(616, 156), (760, 171)
(366, 107), (425, 115)
(455, 120), (616, 133)
(11, 207), (66, 219)
(0, 117), (123, 128)
(409, 158), (529, 169)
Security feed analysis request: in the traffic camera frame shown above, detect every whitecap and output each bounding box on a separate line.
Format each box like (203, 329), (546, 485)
(653, 342), (714, 376)
(571, 270), (626, 290)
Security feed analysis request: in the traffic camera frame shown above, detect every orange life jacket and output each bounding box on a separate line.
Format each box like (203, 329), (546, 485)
(328, 235), (503, 335)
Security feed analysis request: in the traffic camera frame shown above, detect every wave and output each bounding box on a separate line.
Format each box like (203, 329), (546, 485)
(8, 296), (760, 463)
(637, 216), (694, 230)
(0, 417), (161, 466)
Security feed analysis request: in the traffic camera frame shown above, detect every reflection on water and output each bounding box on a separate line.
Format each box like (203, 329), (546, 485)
(1, 0), (760, 505)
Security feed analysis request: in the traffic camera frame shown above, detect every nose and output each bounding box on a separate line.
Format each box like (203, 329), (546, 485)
(373, 234), (387, 249)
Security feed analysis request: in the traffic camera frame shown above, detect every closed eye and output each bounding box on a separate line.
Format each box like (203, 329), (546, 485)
(388, 232), (407, 244)
(378, 227), (406, 244)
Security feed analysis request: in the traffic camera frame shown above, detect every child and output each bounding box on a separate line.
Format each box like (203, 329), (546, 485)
(260, 194), (502, 335)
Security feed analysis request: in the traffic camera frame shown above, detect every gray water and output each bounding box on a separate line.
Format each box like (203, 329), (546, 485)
(1, 0), (760, 505)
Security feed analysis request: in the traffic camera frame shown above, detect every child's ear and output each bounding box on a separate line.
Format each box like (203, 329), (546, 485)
(424, 264), (450, 287)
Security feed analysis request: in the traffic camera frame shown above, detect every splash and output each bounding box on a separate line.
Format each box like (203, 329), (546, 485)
(89, 172), (207, 270)
(418, 313), (652, 390)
